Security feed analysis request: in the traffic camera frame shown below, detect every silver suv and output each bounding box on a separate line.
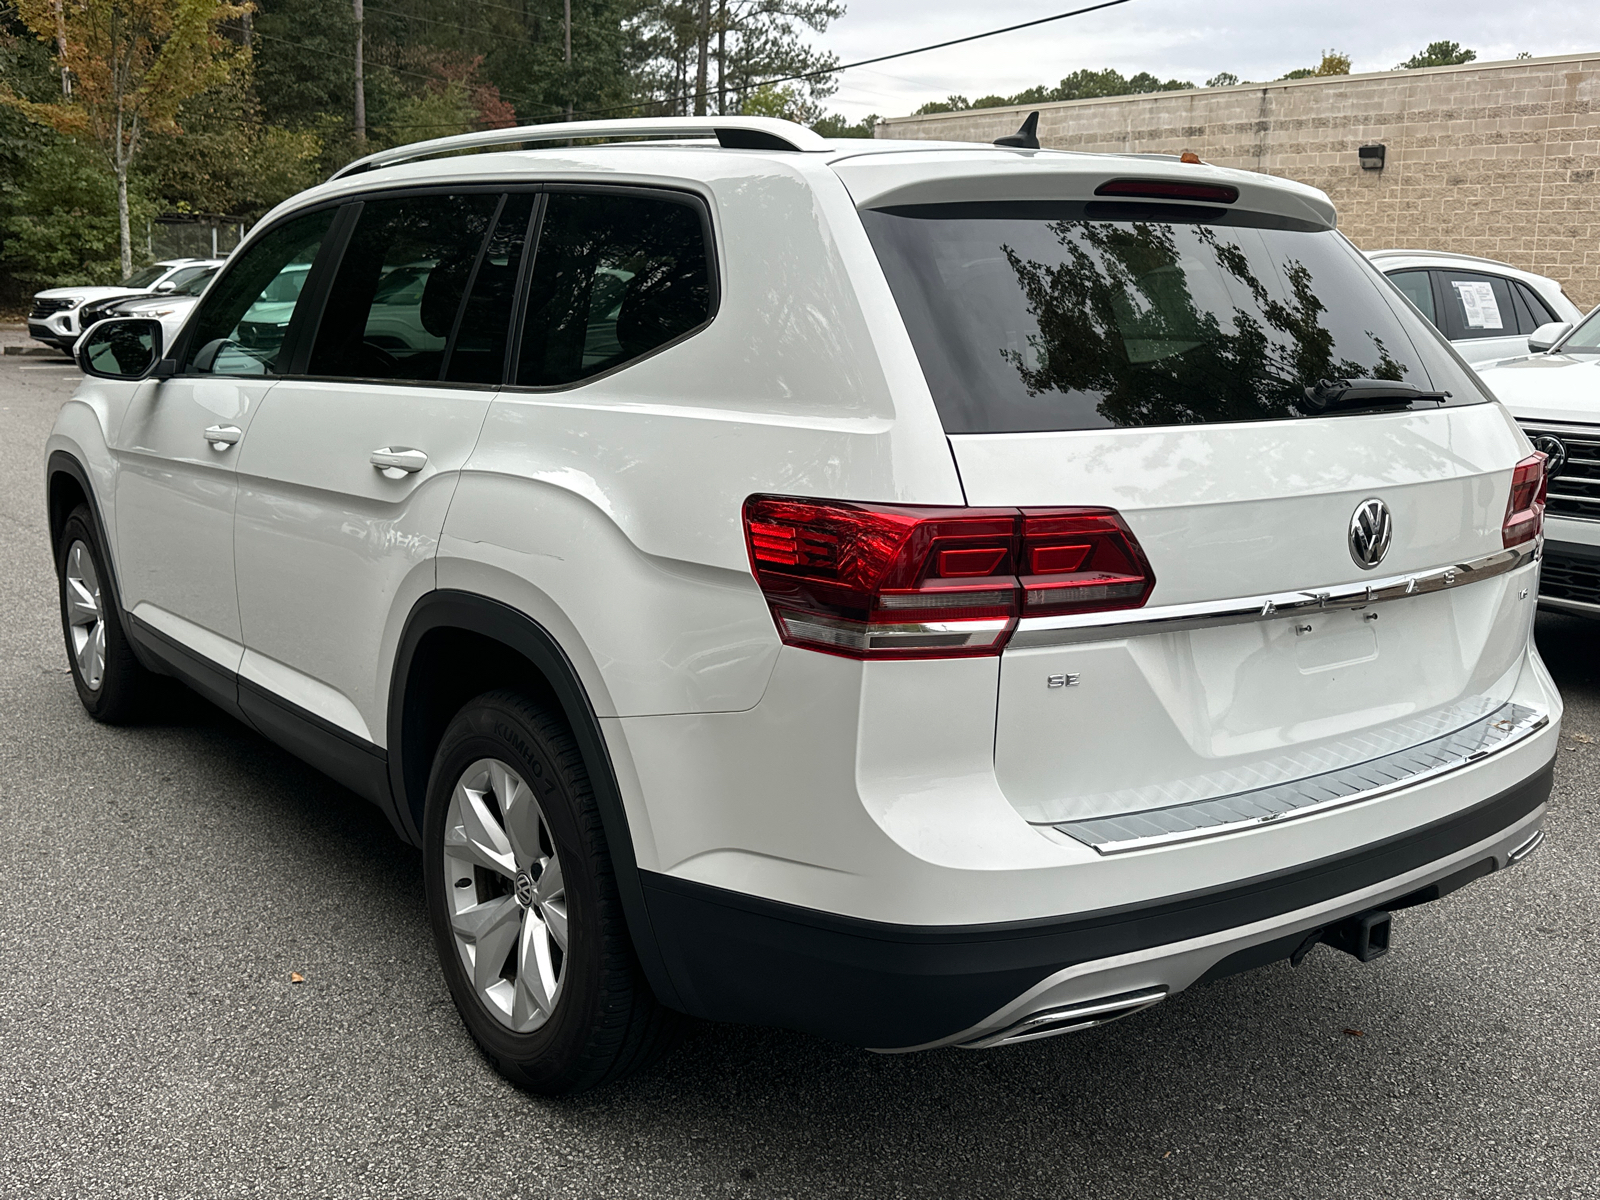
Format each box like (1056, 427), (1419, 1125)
(50, 117), (1559, 1094)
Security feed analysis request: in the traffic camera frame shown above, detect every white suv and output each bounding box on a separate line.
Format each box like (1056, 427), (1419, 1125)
(28, 258), (223, 353)
(1367, 250), (1583, 366)
(48, 117), (1560, 1094)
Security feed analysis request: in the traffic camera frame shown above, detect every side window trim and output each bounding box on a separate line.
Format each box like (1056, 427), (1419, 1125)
(503, 182), (721, 393)
(283, 202), (362, 377)
(1427, 271), (1452, 339)
(502, 192), (548, 388)
(438, 192), (508, 381)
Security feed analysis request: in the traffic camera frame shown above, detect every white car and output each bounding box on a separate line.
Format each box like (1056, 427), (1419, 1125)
(29, 259), (225, 353)
(50, 116), (1559, 1094)
(1475, 306), (1600, 615)
(1366, 250), (1584, 366)
(92, 266), (222, 351)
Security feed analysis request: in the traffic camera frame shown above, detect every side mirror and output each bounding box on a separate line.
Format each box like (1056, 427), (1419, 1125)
(77, 318), (164, 380)
(155, 280), (177, 293)
(1529, 321), (1572, 353)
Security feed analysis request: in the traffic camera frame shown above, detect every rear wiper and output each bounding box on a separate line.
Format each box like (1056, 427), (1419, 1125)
(1300, 378), (1451, 415)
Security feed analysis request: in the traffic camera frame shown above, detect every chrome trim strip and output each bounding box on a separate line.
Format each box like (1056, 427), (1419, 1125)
(1508, 827), (1545, 863)
(1050, 703), (1550, 856)
(1537, 594), (1600, 617)
(1010, 544), (1536, 648)
(955, 986), (1168, 1050)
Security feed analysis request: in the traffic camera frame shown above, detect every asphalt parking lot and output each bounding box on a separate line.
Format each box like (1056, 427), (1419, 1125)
(2, 350), (1598, 1200)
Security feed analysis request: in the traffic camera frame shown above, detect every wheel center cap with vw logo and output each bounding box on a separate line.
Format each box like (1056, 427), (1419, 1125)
(514, 869), (537, 909)
(1349, 498), (1393, 570)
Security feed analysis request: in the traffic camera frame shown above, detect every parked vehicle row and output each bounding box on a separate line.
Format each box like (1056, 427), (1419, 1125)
(28, 259), (226, 354)
(48, 118), (1557, 1095)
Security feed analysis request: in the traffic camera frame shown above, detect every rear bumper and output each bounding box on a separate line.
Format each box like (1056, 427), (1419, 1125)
(643, 759), (1551, 1049)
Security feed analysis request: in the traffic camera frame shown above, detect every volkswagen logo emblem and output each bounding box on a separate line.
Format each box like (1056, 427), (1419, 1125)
(514, 869), (536, 910)
(1348, 498), (1393, 570)
(1533, 435), (1567, 477)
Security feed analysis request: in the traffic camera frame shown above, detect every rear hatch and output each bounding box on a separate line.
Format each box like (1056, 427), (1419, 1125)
(844, 154), (1541, 842)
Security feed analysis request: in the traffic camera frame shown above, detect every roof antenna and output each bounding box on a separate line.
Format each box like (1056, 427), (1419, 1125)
(994, 111), (1041, 150)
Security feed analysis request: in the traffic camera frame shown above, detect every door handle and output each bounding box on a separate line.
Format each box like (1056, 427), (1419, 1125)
(204, 425), (242, 450)
(370, 447), (428, 478)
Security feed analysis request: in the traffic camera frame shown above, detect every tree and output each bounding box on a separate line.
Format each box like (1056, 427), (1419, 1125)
(913, 69), (1192, 115)
(811, 110), (876, 138)
(1397, 41), (1475, 69)
(2, 0), (247, 275)
(1206, 72), (1238, 88)
(1280, 50), (1350, 80)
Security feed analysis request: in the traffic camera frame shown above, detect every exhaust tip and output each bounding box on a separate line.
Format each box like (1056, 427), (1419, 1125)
(958, 986), (1168, 1050)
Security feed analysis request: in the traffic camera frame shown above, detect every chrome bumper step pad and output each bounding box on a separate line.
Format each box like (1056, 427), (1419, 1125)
(1051, 702), (1548, 855)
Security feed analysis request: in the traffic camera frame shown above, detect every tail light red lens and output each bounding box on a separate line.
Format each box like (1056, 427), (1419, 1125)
(1503, 452), (1548, 548)
(743, 496), (1156, 659)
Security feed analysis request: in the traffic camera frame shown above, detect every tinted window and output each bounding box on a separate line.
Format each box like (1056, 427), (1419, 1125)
(183, 209), (335, 376)
(515, 192), (711, 387)
(1439, 271), (1517, 341)
(1388, 270), (1435, 325)
(163, 265), (211, 291)
(122, 265), (169, 289)
(1514, 280), (1557, 329)
(445, 194), (534, 384)
(171, 268), (218, 297)
(863, 202), (1462, 434)
(309, 194), (500, 381)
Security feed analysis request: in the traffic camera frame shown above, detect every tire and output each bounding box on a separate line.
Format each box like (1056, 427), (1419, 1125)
(423, 689), (680, 1094)
(55, 505), (149, 723)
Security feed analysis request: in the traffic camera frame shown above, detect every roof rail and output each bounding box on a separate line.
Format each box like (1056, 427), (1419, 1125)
(329, 116), (832, 181)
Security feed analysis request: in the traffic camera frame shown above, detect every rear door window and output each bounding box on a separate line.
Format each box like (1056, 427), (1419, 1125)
(309, 193), (500, 382)
(1388, 270), (1436, 325)
(514, 191), (712, 387)
(863, 201), (1465, 433)
(1438, 271), (1518, 341)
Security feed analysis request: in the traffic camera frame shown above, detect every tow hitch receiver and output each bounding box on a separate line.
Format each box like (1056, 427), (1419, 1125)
(1292, 910), (1393, 966)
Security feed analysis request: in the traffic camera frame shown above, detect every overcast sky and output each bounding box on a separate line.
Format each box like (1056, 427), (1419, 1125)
(818, 0), (1600, 121)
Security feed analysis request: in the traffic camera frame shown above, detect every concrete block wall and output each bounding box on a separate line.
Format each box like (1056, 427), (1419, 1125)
(876, 54), (1600, 310)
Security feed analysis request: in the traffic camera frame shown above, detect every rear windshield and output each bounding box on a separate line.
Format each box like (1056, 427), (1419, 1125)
(862, 201), (1483, 433)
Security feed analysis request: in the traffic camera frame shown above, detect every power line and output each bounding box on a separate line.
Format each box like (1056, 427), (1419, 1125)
(243, 0), (1141, 138)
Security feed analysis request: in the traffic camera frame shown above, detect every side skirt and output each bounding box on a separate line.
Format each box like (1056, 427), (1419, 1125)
(124, 614), (401, 833)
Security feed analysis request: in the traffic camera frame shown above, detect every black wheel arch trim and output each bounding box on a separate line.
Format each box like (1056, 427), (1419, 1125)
(45, 451), (159, 675)
(387, 589), (684, 1010)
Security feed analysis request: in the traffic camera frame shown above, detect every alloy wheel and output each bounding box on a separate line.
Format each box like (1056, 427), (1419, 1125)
(64, 540), (106, 691)
(442, 758), (569, 1032)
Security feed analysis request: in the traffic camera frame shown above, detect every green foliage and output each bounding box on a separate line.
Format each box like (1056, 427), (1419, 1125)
(1280, 50), (1350, 80)
(1206, 72), (1238, 88)
(811, 110), (877, 138)
(738, 81), (819, 124)
(1, 133), (157, 286)
(1398, 41), (1476, 69)
(136, 75), (323, 216)
(915, 69), (1193, 115)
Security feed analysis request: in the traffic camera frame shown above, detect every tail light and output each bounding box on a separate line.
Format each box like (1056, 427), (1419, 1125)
(1503, 452), (1548, 548)
(743, 496), (1156, 660)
